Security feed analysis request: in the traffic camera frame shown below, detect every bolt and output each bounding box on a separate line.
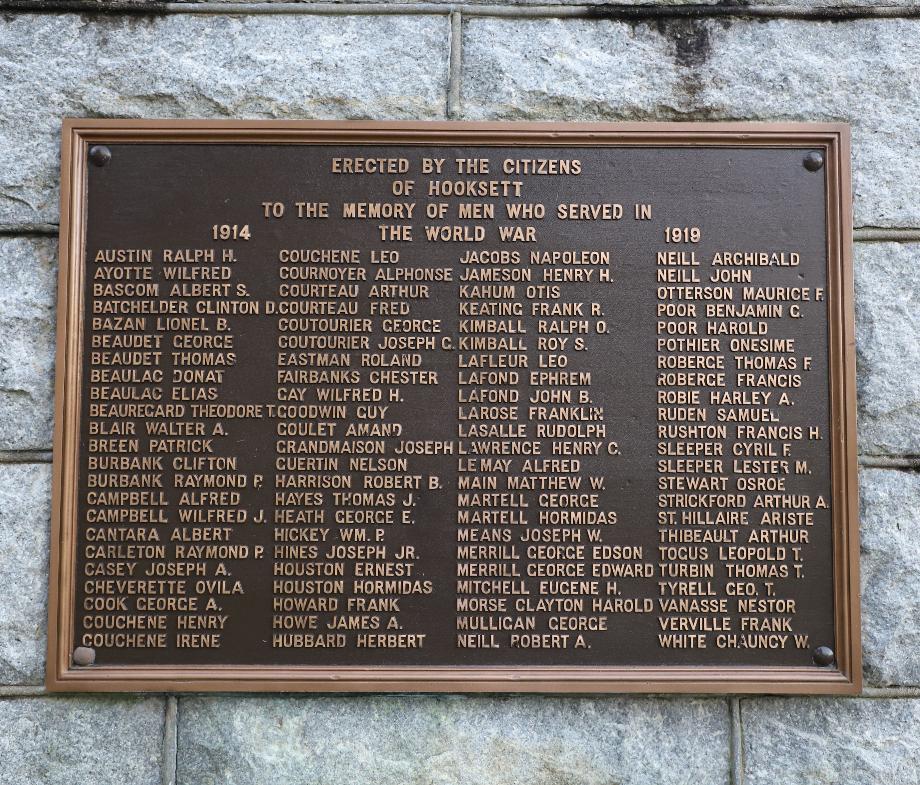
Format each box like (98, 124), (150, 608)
(72, 646), (96, 666)
(89, 146), (112, 167)
(803, 151), (824, 172)
(813, 645), (835, 667)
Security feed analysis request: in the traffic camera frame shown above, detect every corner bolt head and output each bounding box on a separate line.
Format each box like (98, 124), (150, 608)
(803, 151), (824, 172)
(89, 146), (112, 167)
(813, 646), (835, 667)
(72, 646), (96, 666)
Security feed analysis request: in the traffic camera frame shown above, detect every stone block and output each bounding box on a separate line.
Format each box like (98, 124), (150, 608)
(0, 463), (52, 685)
(0, 696), (164, 785)
(742, 697), (920, 785)
(861, 468), (920, 687)
(0, 237), (57, 450)
(855, 243), (920, 456)
(178, 695), (730, 785)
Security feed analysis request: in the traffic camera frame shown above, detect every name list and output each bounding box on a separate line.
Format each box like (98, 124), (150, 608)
(74, 145), (834, 668)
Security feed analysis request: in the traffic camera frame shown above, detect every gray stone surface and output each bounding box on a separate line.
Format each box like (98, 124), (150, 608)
(861, 468), (920, 686)
(855, 243), (920, 456)
(742, 697), (920, 784)
(462, 18), (920, 228)
(0, 464), (51, 685)
(9, 0), (920, 6)
(0, 696), (164, 784)
(0, 13), (449, 227)
(0, 237), (57, 451)
(178, 695), (730, 785)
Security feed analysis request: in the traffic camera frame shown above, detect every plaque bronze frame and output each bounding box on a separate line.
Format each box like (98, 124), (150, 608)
(47, 119), (860, 694)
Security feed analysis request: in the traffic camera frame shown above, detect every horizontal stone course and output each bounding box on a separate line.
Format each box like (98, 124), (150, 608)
(861, 468), (920, 686)
(1, 16), (920, 227)
(178, 695), (730, 785)
(6, 237), (913, 456)
(0, 13), (449, 227)
(742, 697), (920, 784)
(0, 463), (51, 685)
(461, 17), (920, 228)
(1, 468), (905, 688)
(0, 696), (165, 785)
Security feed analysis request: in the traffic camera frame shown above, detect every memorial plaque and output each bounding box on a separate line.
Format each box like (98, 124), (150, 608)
(47, 120), (860, 693)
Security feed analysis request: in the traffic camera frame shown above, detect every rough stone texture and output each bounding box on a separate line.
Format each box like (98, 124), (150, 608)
(742, 697), (920, 784)
(0, 13), (449, 227)
(855, 243), (920, 456)
(861, 468), (920, 686)
(9, 0), (920, 6)
(0, 464), (51, 685)
(0, 696), (164, 784)
(462, 18), (920, 228)
(178, 695), (730, 785)
(464, 20), (675, 119)
(0, 237), (57, 451)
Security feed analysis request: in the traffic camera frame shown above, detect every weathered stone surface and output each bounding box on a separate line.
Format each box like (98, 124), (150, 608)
(743, 697), (920, 784)
(0, 464), (51, 685)
(855, 243), (920, 456)
(464, 20), (675, 119)
(0, 14), (448, 227)
(0, 237), (57, 451)
(0, 696), (164, 784)
(8, 0), (918, 7)
(861, 468), (920, 686)
(462, 18), (920, 227)
(178, 695), (730, 785)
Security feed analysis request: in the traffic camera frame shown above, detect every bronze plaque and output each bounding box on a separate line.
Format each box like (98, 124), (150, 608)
(47, 120), (859, 693)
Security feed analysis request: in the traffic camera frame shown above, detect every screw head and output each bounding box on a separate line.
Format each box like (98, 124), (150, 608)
(72, 646), (96, 666)
(813, 645), (835, 667)
(803, 151), (824, 172)
(88, 145), (112, 167)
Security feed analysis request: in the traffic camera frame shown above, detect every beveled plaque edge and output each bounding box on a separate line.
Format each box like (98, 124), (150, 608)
(47, 119), (860, 695)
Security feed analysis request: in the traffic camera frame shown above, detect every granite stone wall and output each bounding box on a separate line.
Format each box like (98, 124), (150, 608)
(1, 3), (918, 783)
